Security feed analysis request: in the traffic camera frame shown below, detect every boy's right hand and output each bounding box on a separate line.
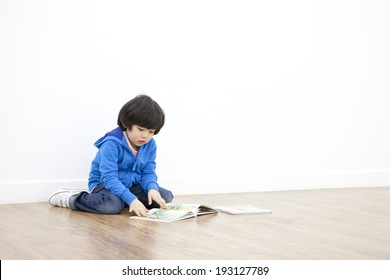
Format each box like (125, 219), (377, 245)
(129, 199), (148, 217)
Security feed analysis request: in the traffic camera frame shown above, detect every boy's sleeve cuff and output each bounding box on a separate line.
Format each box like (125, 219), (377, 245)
(146, 182), (159, 192)
(121, 191), (137, 206)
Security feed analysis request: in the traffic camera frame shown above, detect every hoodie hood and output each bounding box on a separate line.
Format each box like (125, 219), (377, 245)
(94, 127), (127, 149)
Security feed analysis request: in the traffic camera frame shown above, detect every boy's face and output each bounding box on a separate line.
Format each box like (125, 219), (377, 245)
(125, 125), (155, 150)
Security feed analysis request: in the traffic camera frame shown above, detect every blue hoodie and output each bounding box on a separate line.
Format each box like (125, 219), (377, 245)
(88, 127), (160, 205)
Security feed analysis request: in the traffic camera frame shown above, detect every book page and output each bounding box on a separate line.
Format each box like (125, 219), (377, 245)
(165, 203), (200, 213)
(130, 208), (193, 222)
(129, 203), (218, 222)
(147, 208), (192, 221)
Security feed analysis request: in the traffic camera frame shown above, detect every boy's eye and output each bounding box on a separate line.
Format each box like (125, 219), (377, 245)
(137, 126), (155, 134)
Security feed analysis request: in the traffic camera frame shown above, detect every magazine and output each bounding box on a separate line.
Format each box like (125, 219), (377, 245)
(129, 203), (219, 222)
(215, 205), (272, 215)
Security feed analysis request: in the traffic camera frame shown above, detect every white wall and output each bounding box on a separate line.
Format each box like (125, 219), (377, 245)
(1, 0), (389, 204)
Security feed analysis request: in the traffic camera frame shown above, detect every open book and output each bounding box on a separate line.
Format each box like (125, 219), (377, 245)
(215, 205), (272, 215)
(129, 203), (219, 222)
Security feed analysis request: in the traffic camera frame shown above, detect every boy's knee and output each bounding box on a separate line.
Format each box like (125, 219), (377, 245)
(161, 188), (174, 203)
(101, 195), (124, 214)
(166, 190), (174, 203)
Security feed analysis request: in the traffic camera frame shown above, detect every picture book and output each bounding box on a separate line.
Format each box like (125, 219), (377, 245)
(129, 203), (219, 222)
(215, 205), (272, 215)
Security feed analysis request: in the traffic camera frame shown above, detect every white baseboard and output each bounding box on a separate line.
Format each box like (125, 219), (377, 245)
(1, 170), (390, 204)
(159, 169), (390, 195)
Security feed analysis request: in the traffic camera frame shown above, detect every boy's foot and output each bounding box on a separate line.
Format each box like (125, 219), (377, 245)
(49, 189), (87, 208)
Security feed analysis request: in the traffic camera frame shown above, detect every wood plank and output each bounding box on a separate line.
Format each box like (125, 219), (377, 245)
(0, 187), (389, 259)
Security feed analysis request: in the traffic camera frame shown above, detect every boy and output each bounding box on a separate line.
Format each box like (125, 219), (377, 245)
(49, 95), (173, 216)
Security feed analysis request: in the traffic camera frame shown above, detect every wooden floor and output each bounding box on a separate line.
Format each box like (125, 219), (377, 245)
(1, 187), (389, 260)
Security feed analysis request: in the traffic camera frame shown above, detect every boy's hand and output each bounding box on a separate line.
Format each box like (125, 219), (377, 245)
(148, 189), (167, 209)
(129, 199), (148, 217)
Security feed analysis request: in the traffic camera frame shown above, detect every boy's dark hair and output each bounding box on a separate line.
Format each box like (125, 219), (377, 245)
(117, 95), (165, 135)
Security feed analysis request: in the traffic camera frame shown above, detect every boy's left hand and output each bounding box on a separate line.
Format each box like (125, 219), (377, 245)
(148, 189), (167, 209)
